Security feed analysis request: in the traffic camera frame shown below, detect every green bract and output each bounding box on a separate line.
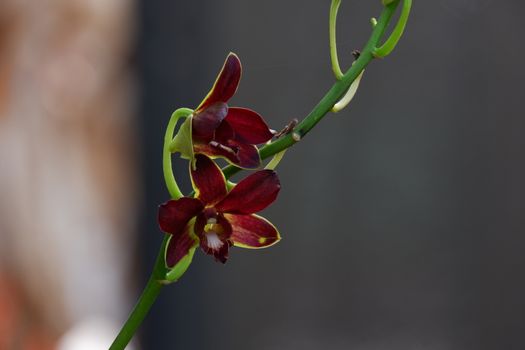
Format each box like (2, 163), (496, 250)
(170, 116), (194, 164)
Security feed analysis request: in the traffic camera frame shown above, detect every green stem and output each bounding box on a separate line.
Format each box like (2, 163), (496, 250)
(329, 0), (344, 80)
(374, 0), (412, 58)
(109, 235), (170, 350)
(111, 3), (407, 347)
(223, 2), (400, 179)
(163, 108), (193, 199)
(111, 107), (192, 349)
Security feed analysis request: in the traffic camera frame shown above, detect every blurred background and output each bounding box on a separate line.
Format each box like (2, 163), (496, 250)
(1, 0), (524, 349)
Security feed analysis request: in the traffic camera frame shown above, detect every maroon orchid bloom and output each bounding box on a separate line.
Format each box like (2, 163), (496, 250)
(158, 154), (281, 265)
(171, 53), (274, 169)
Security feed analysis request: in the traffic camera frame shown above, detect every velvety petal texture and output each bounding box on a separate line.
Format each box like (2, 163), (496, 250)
(227, 141), (261, 169)
(216, 170), (280, 214)
(214, 120), (235, 144)
(187, 53), (274, 169)
(192, 102), (228, 142)
(196, 53), (241, 112)
(159, 148), (282, 266)
(194, 141), (261, 170)
(225, 214), (281, 249)
(190, 154), (227, 205)
(158, 198), (204, 234)
(165, 226), (198, 268)
(225, 107), (274, 144)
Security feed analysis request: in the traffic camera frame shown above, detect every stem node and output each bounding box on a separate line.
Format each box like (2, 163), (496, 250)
(292, 132), (302, 142)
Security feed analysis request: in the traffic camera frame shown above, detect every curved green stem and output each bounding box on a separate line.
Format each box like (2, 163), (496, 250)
(222, 2), (401, 179)
(329, 0), (344, 80)
(163, 108), (193, 199)
(111, 3), (409, 348)
(374, 0), (412, 58)
(109, 235), (170, 350)
(111, 107), (192, 348)
(111, 107), (194, 349)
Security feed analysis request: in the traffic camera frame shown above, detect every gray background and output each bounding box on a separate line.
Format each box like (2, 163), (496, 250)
(137, 1), (525, 349)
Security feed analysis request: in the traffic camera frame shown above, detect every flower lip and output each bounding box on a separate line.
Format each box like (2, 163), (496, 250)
(195, 212), (232, 263)
(205, 231), (224, 251)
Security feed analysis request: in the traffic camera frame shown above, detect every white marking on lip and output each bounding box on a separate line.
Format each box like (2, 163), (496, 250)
(206, 232), (223, 250)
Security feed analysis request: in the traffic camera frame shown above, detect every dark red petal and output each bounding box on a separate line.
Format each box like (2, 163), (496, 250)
(225, 107), (274, 144)
(216, 170), (280, 214)
(192, 102), (228, 142)
(158, 198), (204, 234)
(214, 120), (234, 144)
(190, 154), (227, 205)
(194, 140), (261, 169)
(225, 213), (281, 249)
(196, 53), (241, 112)
(165, 227), (198, 268)
(231, 141), (262, 169)
(195, 213), (232, 264)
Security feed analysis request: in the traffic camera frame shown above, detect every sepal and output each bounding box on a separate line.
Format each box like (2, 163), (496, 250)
(164, 244), (197, 283)
(162, 221), (200, 283)
(170, 116), (195, 163)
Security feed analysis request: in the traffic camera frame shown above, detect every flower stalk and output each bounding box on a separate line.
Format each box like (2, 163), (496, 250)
(109, 235), (169, 350)
(222, 0), (401, 180)
(163, 108), (193, 199)
(109, 1), (410, 349)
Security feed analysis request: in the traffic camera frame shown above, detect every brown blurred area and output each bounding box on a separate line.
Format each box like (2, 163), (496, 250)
(0, 0), (136, 348)
(0, 274), (54, 349)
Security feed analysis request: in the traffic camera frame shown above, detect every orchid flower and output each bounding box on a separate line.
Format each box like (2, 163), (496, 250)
(158, 154), (281, 265)
(171, 53), (274, 169)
